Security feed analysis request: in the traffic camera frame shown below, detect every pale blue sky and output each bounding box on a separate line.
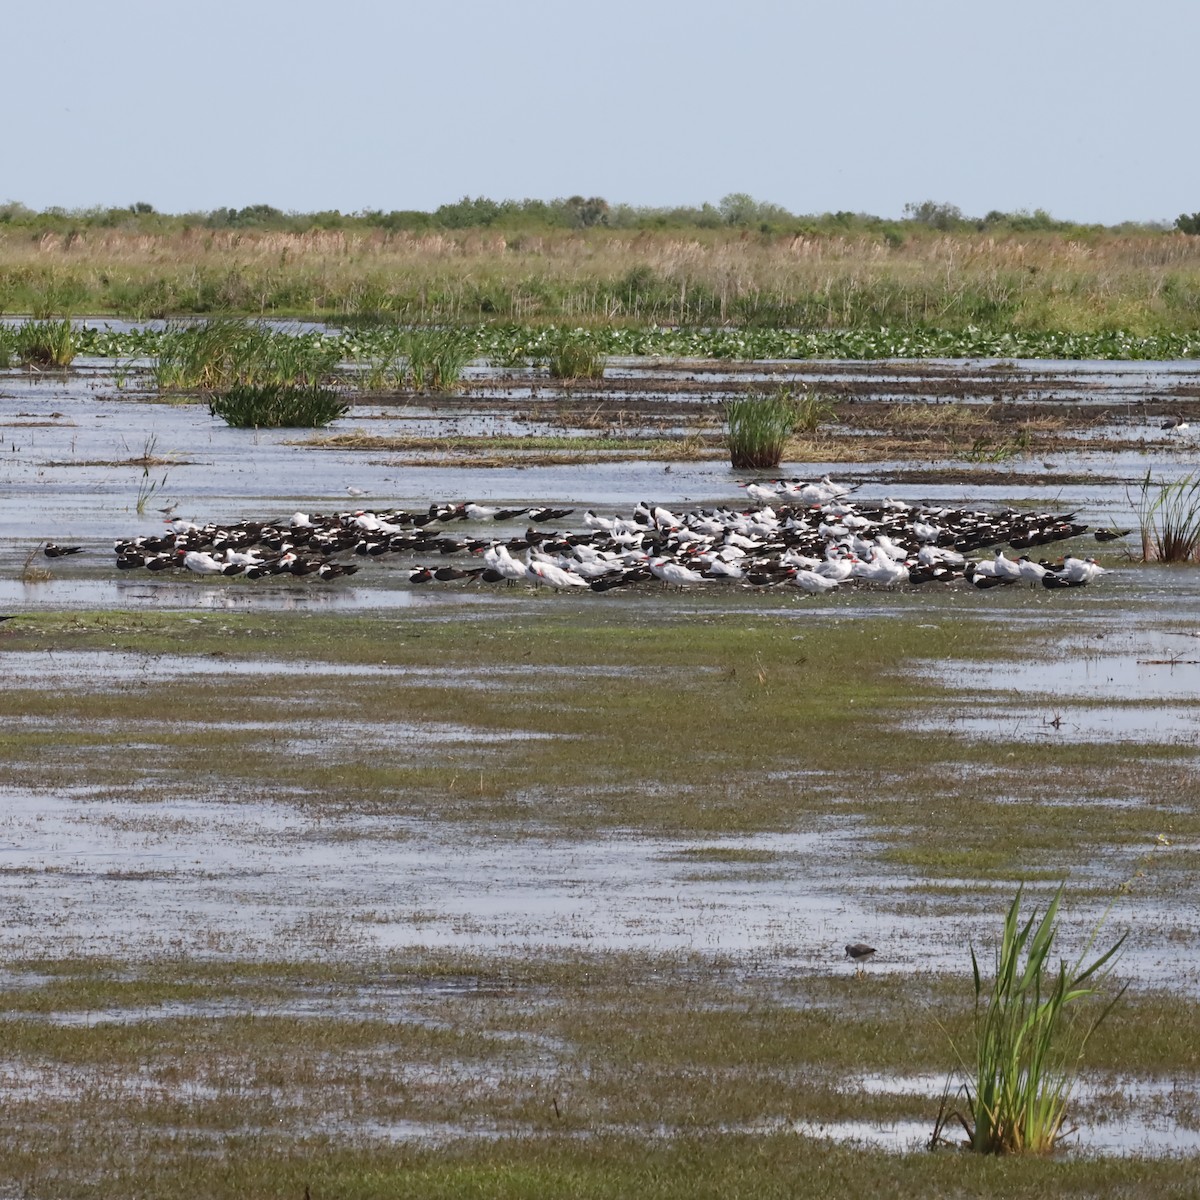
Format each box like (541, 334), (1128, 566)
(6, 0), (1196, 224)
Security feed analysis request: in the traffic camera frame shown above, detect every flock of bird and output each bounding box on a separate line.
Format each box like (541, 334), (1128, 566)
(88, 475), (1116, 598)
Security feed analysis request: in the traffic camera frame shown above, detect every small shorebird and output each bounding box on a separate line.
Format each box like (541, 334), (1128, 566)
(845, 943), (876, 976)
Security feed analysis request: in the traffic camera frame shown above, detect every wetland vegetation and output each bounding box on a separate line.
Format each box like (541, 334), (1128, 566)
(1, 197), (1200, 347)
(4, 197), (1200, 1193)
(0, 605), (1199, 1195)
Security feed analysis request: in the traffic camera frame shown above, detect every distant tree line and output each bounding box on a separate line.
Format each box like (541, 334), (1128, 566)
(0, 196), (1183, 238)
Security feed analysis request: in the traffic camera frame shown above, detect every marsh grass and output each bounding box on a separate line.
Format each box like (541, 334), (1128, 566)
(297, 431), (723, 462)
(14, 319), (75, 367)
(790, 389), (835, 433)
(0, 955), (1194, 1199)
(19, 544), (51, 583)
(209, 382), (349, 428)
(132, 433), (169, 514)
(724, 387), (797, 468)
(8, 224), (1200, 338)
(546, 332), (605, 380)
(405, 330), (474, 392)
(1133, 470), (1200, 562)
(153, 319), (342, 390)
(0, 602), (1199, 1196)
(945, 885), (1127, 1155)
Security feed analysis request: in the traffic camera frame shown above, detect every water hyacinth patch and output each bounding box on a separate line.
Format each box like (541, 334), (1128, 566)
(65, 321), (1200, 368)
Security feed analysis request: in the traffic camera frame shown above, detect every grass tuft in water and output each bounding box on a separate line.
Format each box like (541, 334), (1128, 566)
(944, 884), (1126, 1155)
(724, 387), (797, 468)
(404, 330), (474, 392)
(209, 383), (348, 428)
(546, 332), (605, 380)
(1133, 469), (1200, 562)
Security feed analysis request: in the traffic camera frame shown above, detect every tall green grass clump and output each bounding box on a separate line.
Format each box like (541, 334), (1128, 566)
(154, 319), (342, 390)
(1133, 469), (1200, 562)
(14, 319), (75, 367)
(724, 387), (798, 468)
(209, 383), (348, 428)
(547, 331), (605, 380)
(947, 885), (1125, 1156)
(0, 326), (13, 367)
(404, 330), (474, 392)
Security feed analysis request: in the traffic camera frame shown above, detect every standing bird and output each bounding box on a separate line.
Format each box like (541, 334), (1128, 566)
(845, 943), (876, 977)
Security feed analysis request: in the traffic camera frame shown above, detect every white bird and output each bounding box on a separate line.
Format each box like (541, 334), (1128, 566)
(743, 482), (779, 503)
(702, 558), (746, 581)
(180, 550), (240, 576)
(1059, 555), (1108, 583)
(875, 534), (910, 562)
(528, 558), (588, 590)
(992, 549), (1023, 581)
(918, 545), (964, 568)
(648, 557), (709, 588)
(1017, 556), (1049, 585)
(816, 549), (856, 581)
(492, 545), (531, 585)
(790, 570), (839, 594)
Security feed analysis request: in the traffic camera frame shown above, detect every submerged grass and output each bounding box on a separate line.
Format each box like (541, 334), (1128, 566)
(297, 431), (723, 459)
